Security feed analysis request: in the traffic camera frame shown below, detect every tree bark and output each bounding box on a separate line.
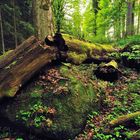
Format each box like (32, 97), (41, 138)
(126, 0), (135, 36)
(0, 35), (115, 98)
(32, 0), (54, 40)
(12, 0), (18, 48)
(0, 7), (5, 54)
(92, 0), (99, 36)
(109, 111), (140, 127)
(137, 2), (140, 34)
(0, 36), (57, 98)
(121, 15), (126, 38)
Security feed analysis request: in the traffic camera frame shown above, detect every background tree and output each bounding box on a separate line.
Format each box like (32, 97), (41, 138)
(0, 5), (5, 54)
(126, 0), (135, 36)
(0, 0), (140, 49)
(12, 0), (17, 48)
(52, 0), (65, 33)
(0, 0), (35, 52)
(92, 0), (100, 35)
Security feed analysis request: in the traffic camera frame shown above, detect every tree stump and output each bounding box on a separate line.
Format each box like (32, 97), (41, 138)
(94, 60), (121, 82)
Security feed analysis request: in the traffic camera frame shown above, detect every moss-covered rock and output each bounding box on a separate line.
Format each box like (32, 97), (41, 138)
(0, 64), (98, 140)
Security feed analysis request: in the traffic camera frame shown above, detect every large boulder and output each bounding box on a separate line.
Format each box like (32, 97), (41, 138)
(0, 64), (98, 140)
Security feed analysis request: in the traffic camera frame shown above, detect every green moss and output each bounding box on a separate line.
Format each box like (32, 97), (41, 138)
(63, 34), (114, 55)
(102, 60), (118, 69)
(68, 52), (87, 64)
(5, 60), (17, 69)
(16, 101), (51, 128)
(0, 50), (13, 60)
(3, 64), (98, 139)
(2, 87), (18, 97)
(109, 111), (140, 126)
(30, 86), (43, 98)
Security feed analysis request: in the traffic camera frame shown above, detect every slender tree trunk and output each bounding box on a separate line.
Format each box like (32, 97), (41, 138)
(126, 0), (135, 36)
(115, 19), (121, 39)
(12, 0), (18, 48)
(92, 0), (99, 36)
(138, 13), (140, 34)
(0, 7), (5, 54)
(137, 2), (140, 34)
(122, 15), (126, 38)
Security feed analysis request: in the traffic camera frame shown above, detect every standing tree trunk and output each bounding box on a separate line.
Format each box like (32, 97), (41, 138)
(137, 2), (140, 34)
(92, 0), (99, 36)
(52, 0), (65, 33)
(32, 0), (54, 40)
(0, 6), (5, 54)
(126, 0), (135, 36)
(121, 15), (126, 38)
(12, 0), (18, 48)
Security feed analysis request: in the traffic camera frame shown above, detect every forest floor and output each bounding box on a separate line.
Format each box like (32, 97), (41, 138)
(0, 35), (140, 140)
(0, 61), (140, 140)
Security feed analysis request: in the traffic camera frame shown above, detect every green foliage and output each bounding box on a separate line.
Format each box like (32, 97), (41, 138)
(16, 102), (51, 128)
(52, 0), (65, 33)
(30, 86), (43, 98)
(68, 52), (87, 64)
(0, 128), (9, 139)
(116, 35), (140, 47)
(92, 125), (128, 140)
(121, 45), (140, 60)
(135, 116), (140, 127)
(0, 127), (24, 139)
(108, 52), (121, 60)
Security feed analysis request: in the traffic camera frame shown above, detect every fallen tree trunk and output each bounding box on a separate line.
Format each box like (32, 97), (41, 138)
(0, 36), (37, 69)
(0, 35), (115, 98)
(65, 36), (115, 54)
(0, 36), (57, 98)
(109, 111), (140, 127)
(64, 36), (115, 64)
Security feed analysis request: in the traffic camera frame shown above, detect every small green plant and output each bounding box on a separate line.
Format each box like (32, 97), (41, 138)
(93, 133), (114, 140)
(93, 125), (128, 140)
(121, 45), (140, 60)
(16, 102), (53, 128)
(108, 52), (121, 60)
(87, 111), (99, 128)
(134, 116), (140, 127)
(16, 138), (24, 140)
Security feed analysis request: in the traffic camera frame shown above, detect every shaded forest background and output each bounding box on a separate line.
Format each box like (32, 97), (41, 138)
(0, 0), (140, 53)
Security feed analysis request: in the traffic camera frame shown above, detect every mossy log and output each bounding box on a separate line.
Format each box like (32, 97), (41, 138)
(0, 35), (115, 98)
(109, 111), (140, 127)
(94, 60), (121, 82)
(0, 36), (37, 69)
(0, 36), (57, 98)
(64, 35), (115, 64)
